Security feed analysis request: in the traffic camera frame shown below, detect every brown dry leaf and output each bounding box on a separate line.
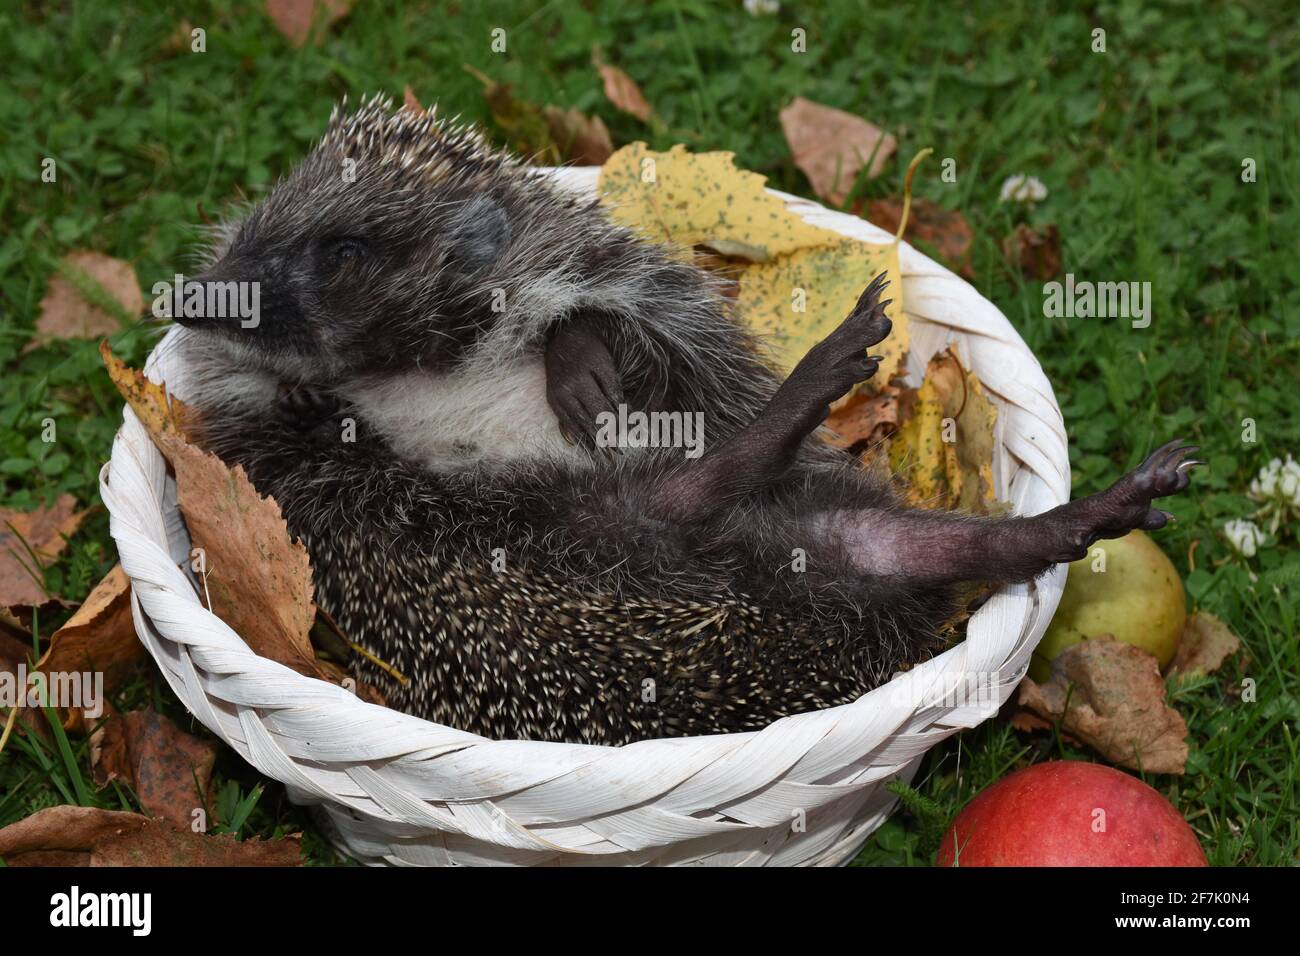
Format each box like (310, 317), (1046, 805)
(780, 96), (897, 207)
(888, 349), (1000, 514)
(102, 345), (324, 682)
(30, 251), (142, 350)
(868, 197), (973, 278)
(1168, 611), (1242, 679)
(265, 0), (350, 47)
(402, 85), (425, 115)
(543, 105), (613, 166)
(36, 564), (144, 731)
(592, 50), (655, 123)
(467, 67), (611, 166)
(0, 805), (301, 866)
(1002, 223), (1062, 281)
(93, 709), (219, 829)
(1017, 636), (1189, 774)
(0, 631), (53, 745)
(824, 384), (908, 449)
(0, 494), (88, 607)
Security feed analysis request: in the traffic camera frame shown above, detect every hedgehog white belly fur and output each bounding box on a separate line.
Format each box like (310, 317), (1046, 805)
(343, 357), (589, 472)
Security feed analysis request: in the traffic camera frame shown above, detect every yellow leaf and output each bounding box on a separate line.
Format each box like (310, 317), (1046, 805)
(598, 143), (906, 381)
(889, 349), (1001, 513)
(599, 143), (845, 260)
(737, 238), (905, 382)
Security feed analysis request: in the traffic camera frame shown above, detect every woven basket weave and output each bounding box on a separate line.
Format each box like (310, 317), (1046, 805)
(100, 167), (1069, 866)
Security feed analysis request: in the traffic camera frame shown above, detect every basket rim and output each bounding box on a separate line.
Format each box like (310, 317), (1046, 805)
(102, 167), (1069, 864)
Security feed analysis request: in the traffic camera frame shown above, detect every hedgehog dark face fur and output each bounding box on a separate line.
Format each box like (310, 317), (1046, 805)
(173, 96), (1200, 745)
(178, 100), (526, 383)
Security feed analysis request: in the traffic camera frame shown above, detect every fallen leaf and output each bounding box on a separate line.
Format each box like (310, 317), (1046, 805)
(592, 50), (655, 123)
(0, 631), (52, 745)
(1168, 611), (1242, 679)
(0, 805), (301, 866)
(737, 238), (908, 383)
(824, 384), (908, 449)
(599, 142), (844, 259)
(402, 85), (425, 115)
(102, 345), (325, 682)
(466, 67), (611, 166)
(1002, 223), (1062, 281)
(888, 349), (1000, 513)
(599, 143), (906, 380)
(1017, 636), (1189, 774)
(780, 96), (896, 207)
(265, 0), (350, 47)
(543, 105), (613, 166)
(36, 564), (143, 731)
(162, 19), (196, 56)
(92, 709), (219, 829)
(867, 197), (973, 278)
(30, 252), (142, 350)
(0, 494), (88, 607)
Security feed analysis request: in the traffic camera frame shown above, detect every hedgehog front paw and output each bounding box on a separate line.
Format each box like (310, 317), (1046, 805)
(276, 383), (340, 430)
(545, 317), (625, 451)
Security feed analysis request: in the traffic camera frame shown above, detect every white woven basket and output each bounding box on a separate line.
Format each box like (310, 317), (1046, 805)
(100, 167), (1069, 866)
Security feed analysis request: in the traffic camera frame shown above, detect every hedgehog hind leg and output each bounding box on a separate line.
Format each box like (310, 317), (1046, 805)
(816, 439), (1202, 587)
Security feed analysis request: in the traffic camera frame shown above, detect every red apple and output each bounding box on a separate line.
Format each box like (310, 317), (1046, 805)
(936, 761), (1207, 866)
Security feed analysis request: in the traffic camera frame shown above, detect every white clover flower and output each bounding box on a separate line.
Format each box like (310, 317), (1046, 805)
(1247, 453), (1300, 534)
(1248, 457), (1282, 499)
(999, 173), (1048, 204)
(743, 0), (780, 14)
(1279, 456), (1300, 507)
(1223, 518), (1266, 558)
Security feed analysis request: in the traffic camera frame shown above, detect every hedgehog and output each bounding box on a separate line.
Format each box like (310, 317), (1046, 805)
(166, 95), (1199, 745)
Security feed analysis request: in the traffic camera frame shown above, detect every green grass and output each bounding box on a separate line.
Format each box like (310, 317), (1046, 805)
(1, 0), (1296, 865)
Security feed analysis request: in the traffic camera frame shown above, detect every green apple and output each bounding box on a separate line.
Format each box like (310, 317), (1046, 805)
(1029, 529), (1186, 682)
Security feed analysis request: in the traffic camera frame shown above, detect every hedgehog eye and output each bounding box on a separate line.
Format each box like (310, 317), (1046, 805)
(326, 237), (369, 265)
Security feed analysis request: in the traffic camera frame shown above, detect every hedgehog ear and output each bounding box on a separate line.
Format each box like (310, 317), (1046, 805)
(444, 196), (510, 275)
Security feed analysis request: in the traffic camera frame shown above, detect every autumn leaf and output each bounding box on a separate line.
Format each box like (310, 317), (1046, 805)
(868, 197), (973, 278)
(599, 143), (906, 380)
(780, 96), (897, 207)
(1002, 223), (1062, 281)
(592, 49), (656, 123)
(600, 142), (842, 259)
(402, 85), (425, 115)
(102, 345), (325, 683)
(824, 384), (909, 449)
(1168, 611), (1242, 679)
(0, 494), (88, 607)
(542, 105), (614, 166)
(464, 68), (613, 166)
(737, 238), (907, 382)
(91, 709), (219, 829)
(0, 631), (52, 745)
(888, 349), (1001, 514)
(29, 251), (142, 352)
(36, 564), (144, 732)
(0, 805), (301, 866)
(1017, 636), (1189, 774)
(265, 0), (350, 47)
